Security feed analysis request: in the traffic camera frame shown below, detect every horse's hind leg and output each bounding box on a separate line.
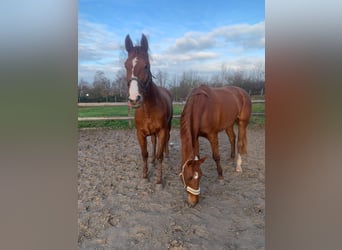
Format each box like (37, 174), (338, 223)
(237, 120), (248, 154)
(207, 134), (223, 180)
(225, 126), (236, 165)
(236, 120), (249, 172)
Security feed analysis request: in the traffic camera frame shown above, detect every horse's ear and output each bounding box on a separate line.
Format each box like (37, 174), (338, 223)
(141, 34), (149, 52)
(197, 157), (207, 164)
(125, 34), (133, 52)
(187, 157), (206, 166)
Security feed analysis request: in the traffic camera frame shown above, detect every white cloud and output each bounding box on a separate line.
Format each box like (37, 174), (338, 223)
(78, 19), (265, 82)
(152, 51), (217, 63)
(169, 32), (215, 53)
(168, 21), (265, 54)
(78, 19), (125, 82)
(153, 21), (265, 77)
(212, 21), (265, 50)
(78, 19), (122, 62)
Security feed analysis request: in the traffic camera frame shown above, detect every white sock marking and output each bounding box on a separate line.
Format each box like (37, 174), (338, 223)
(236, 153), (242, 172)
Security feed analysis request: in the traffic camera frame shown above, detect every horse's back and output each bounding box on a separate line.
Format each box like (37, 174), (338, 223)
(198, 85), (251, 117)
(186, 85), (251, 132)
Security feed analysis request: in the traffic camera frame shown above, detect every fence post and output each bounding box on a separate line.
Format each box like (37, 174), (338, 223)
(127, 102), (132, 128)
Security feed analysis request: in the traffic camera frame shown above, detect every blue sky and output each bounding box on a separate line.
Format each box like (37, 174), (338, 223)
(79, 0), (265, 83)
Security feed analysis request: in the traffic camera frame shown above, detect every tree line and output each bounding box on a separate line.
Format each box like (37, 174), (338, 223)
(78, 65), (264, 103)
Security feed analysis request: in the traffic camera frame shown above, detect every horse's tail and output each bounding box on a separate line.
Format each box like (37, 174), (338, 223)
(167, 91), (173, 128)
(235, 87), (252, 155)
(158, 86), (173, 128)
(239, 88), (252, 122)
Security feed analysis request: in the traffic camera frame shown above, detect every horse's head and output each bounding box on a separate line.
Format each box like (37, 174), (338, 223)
(179, 156), (207, 206)
(124, 34), (152, 108)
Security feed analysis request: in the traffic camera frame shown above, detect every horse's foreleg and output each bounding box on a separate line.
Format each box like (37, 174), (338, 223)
(137, 132), (148, 179)
(155, 130), (167, 185)
(150, 135), (156, 164)
(208, 134), (223, 180)
(225, 126), (236, 164)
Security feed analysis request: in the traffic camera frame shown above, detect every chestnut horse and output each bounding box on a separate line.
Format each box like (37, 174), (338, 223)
(179, 85), (251, 205)
(124, 34), (173, 185)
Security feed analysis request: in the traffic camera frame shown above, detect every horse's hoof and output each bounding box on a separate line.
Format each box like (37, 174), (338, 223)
(235, 167), (243, 172)
(155, 183), (163, 190)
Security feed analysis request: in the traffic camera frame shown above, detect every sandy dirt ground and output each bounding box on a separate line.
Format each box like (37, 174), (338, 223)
(78, 127), (264, 250)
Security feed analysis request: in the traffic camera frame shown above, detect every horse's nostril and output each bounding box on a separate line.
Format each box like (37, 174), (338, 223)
(136, 95), (141, 102)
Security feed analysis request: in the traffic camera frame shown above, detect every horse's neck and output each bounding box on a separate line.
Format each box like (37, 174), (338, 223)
(181, 135), (195, 165)
(139, 82), (159, 117)
(143, 82), (160, 106)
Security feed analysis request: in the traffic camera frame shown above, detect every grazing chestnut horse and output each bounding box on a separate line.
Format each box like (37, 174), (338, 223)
(179, 85), (251, 205)
(124, 34), (173, 185)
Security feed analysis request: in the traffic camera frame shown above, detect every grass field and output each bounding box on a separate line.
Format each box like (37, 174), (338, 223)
(78, 102), (264, 129)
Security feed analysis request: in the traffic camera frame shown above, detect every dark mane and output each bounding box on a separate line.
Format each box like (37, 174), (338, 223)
(180, 87), (208, 165)
(180, 93), (195, 163)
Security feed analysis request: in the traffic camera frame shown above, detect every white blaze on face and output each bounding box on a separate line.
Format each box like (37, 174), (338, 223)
(129, 57), (140, 101)
(129, 80), (139, 101)
(132, 57), (138, 72)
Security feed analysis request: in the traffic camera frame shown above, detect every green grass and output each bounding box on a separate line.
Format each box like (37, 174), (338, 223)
(251, 103), (264, 113)
(78, 102), (264, 129)
(78, 106), (134, 117)
(78, 105), (134, 129)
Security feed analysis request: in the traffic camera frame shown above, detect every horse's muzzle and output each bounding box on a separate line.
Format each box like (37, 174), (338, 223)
(128, 95), (142, 108)
(187, 193), (199, 206)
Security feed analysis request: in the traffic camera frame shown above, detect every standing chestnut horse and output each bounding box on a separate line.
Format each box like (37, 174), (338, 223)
(124, 34), (173, 185)
(179, 85), (251, 205)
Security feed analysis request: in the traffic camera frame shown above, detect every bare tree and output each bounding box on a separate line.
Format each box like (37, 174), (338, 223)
(112, 69), (127, 100)
(78, 78), (91, 102)
(92, 71), (111, 101)
(154, 69), (169, 88)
